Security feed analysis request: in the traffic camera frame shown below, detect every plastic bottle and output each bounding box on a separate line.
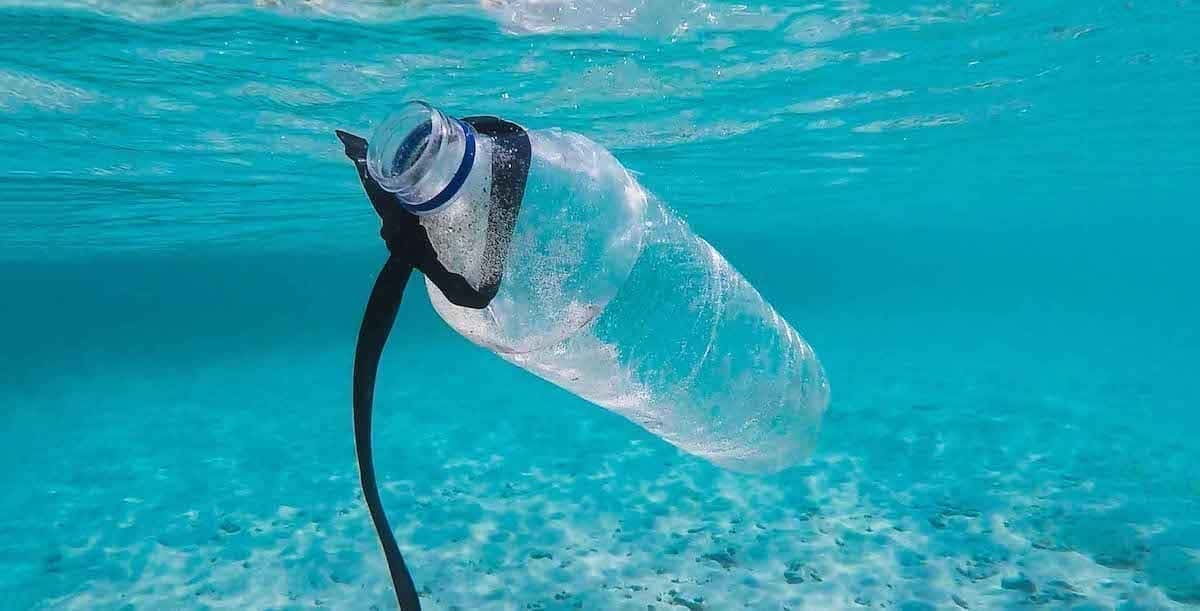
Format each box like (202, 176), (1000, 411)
(367, 102), (828, 473)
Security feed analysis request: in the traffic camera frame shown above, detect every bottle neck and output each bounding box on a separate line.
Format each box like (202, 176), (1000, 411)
(367, 102), (478, 215)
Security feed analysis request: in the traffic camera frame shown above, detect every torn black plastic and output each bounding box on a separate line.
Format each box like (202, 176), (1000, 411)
(336, 116), (531, 610)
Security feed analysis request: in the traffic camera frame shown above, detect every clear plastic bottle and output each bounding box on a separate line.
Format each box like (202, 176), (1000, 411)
(368, 102), (828, 473)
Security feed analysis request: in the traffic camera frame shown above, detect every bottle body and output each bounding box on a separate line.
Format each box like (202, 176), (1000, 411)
(423, 128), (827, 474)
(368, 103), (828, 473)
(490, 194), (827, 473)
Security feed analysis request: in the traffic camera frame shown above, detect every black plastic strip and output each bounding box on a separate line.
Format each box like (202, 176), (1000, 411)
(461, 115), (532, 301)
(352, 255), (422, 611)
(337, 116), (531, 610)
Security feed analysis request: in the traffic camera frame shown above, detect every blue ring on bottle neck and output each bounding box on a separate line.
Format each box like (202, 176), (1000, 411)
(399, 119), (476, 215)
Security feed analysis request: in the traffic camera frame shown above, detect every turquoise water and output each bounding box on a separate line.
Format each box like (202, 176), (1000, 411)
(2, 1), (1199, 609)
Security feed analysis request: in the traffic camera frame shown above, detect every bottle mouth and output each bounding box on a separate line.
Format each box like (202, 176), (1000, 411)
(367, 101), (476, 214)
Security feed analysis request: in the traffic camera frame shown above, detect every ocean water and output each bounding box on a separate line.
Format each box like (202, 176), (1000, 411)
(2, 1), (1199, 609)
